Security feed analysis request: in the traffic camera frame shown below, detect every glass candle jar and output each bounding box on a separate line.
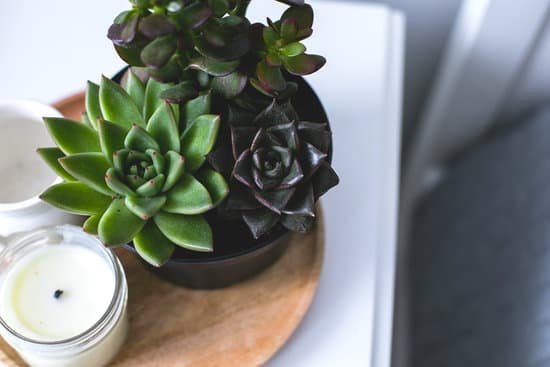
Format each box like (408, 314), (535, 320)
(0, 225), (128, 367)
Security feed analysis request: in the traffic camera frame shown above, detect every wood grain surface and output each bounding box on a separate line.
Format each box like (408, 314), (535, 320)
(0, 93), (324, 367)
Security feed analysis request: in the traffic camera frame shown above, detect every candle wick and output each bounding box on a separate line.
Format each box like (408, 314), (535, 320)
(54, 289), (64, 299)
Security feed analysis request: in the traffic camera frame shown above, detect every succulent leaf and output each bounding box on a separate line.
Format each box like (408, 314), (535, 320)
(138, 14), (176, 38)
(143, 78), (173, 120)
(81, 112), (93, 128)
(163, 173), (213, 214)
(154, 211), (213, 252)
(195, 167), (229, 206)
(124, 71), (146, 111)
(59, 153), (113, 196)
(242, 208), (280, 239)
(162, 150), (185, 192)
(83, 214), (102, 235)
(43, 117), (101, 155)
(281, 42), (306, 57)
(283, 54), (326, 76)
(188, 57), (240, 77)
(134, 222), (175, 267)
(281, 4), (313, 31)
(146, 103), (180, 153)
(160, 81), (198, 104)
(181, 114), (221, 172)
(257, 60), (286, 92)
(105, 168), (136, 196)
(99, 199), (146, 246)
(280, 212), (314, 233)
(40, 182), (111, 215)
(125, 195), (167, 220)
(125, 124), (161, 152)
(211, 71), (248, 99)
(37, 148), (75, 182)
(97, 119), (128, 164)
(85, 81), (102, 129)
(184, 92), (212, 126)
(176, 0), (213, 29)
(140, 35), (177, 68)
(100, 76), (146, 128)
(135, 173), (165, 197)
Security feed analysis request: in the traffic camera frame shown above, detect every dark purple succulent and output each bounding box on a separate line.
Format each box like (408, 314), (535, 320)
(209, 100), (338, 238)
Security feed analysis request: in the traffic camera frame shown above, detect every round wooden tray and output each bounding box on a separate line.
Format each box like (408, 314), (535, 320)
(0, 93), (324, 366)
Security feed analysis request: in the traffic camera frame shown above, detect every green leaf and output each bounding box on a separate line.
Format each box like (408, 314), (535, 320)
(188, 57), (240, 77)
(133, 222), (175, 267)
(81, 112), (93, 128)
(125, 71), (146, 111)
(163, 173), (213, 214)
(181, 114), (220, 173)
(43, 117), (101, 155)
(97, 119), (127, 164)
(146, 103), (180, 153)
(283, 53), (326, 76)
(263, 26), (279, 45)
(83, 214), (102, 235)
(85, 81), (102, 129)
(183, 92), (211, 127)
(136, 174), (165, 197)
(124, 124), (160, 152)
(196, 168), (229, 206)
(162, 150), (185, 192)
(211, 72), (248, 99)
(40, 182), (111, 215)
(281, 4), (313, 31)
(105, 168), (136, 196)
(59, 153), (113, 196)
(257, 60), (286, 92)
(154, 212), (213, 252)
(125, 196), (166, 220)
(159, 81), (198, 104)
(99, 75), (146, 129)
(280, 42), (306, 57)
(143, 79), (173, 121)
(98, 199), (146, 246)
(280, 19), (298, 41)
(140, 35), (176, 68)
(36, 147), (75, 182)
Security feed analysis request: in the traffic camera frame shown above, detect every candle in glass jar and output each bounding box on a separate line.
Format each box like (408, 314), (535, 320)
(0, 226), (128, 367)
(0, 244), (115, 342)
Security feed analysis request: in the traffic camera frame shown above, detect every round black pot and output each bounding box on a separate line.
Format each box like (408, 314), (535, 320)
(114, 69), (329, 289)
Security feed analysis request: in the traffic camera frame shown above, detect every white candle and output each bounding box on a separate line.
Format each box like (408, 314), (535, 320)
(0, 226), (128, 367)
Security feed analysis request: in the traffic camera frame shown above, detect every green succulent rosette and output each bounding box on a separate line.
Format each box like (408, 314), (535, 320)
(38, 72), (228, 267)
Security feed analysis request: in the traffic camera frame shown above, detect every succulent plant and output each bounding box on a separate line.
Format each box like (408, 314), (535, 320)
(250, 4), (325, 97)
(38, 72), (228, 266)
(107, 0), (325, 102)
(208, 100), (338, 238)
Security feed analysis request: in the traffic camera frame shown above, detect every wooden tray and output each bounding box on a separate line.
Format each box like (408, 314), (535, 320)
(0, 93), (325, 366)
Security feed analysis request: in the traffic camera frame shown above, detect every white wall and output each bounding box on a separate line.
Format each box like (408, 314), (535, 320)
(335, 0), (462, 146)
(371, 0), (463, 146)
(498, 9), (550, 126)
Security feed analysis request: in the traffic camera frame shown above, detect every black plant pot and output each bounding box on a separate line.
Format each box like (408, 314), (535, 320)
(114, 68), (329, 289)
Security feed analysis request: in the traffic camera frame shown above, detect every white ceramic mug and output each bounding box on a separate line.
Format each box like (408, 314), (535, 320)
(0, 100), (82, 237)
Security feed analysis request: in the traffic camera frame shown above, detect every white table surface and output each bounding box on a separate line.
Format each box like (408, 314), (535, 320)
(0, 1), (404, 366)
